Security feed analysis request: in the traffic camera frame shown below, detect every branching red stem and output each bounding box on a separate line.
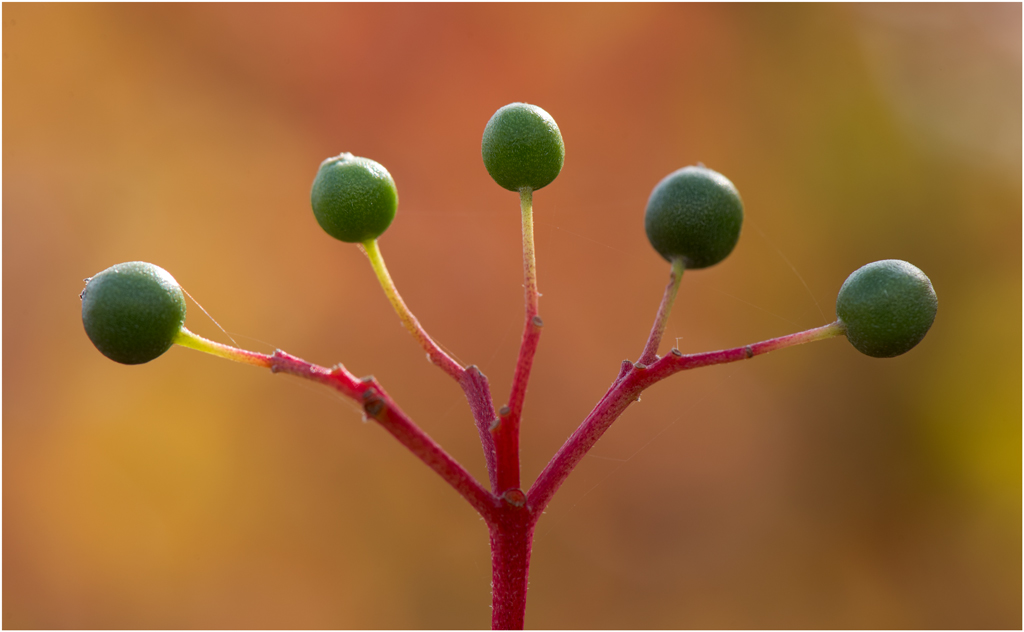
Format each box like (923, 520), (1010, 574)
(528, 321), (845, 514)
(243, 349), (500, 520)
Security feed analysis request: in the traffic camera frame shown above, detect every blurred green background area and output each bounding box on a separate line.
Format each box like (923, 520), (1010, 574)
(3, 4), (1020, 628)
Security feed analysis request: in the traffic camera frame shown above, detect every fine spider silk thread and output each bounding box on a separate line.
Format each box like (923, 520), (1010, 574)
(202, 324), (361, 414)
(181, 286), (241, 349)
(748, 218), (829, 324)
(181, 287), (356, 412)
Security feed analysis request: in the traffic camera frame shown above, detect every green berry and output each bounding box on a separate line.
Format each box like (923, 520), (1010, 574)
(644, 165), (744, 269)
(481, 103), (564, 192)
(81, 262), (187, 365)
(836, 259), (937, 358)
(310, 153), (398, 243)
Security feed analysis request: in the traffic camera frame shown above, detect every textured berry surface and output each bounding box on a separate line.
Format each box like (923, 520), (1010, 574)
(644, 166), (744, 269)
(836, 259), (937, 358)
(311, 153), (398, 243)
(481, 103), (564, 192)
(81, 261), (186, 365)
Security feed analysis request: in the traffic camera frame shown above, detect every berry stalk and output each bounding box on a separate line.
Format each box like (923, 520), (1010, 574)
(638, 257), (685, 366)
(173, 330), (498, 517)
(494, 188), (540, 494)
(361, 238), (465, 381)
(173, 328), (273, 368)
(529, 321), (845, 514)
(361, 240), (501, 488)
(643, 320), (846, 381)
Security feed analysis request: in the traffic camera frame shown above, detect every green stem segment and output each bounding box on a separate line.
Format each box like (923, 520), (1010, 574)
(638, 257), (685, 366)
(361, 238), (465, 381)
(173, 328), (272, 368)
(520, 189), (539, 317)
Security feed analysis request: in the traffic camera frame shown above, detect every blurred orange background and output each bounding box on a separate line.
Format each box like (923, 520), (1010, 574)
(4, 4), (1020, 628)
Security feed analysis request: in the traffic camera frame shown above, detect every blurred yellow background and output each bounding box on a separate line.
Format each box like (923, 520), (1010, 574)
(4, 4), (1020, 628)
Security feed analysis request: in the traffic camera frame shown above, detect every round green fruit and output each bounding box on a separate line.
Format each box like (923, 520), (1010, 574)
(81, 261), (187, 365)
(311, 153), (398, 243)
(481, 103), (564, 192)
(836, 259), (937, 358)
(644, 165), (744, 269)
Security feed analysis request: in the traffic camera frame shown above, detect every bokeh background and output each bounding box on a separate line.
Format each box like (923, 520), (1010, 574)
(4, 4), (1020, 628)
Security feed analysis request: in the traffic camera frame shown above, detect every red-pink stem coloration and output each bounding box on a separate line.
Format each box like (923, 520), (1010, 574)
(494, 188), (540, 494)
(267, 350), (500, 519)
(176, 297), (844, 629)
(488, 495), (534, 630)
(528, 321), (845, 514)
(639, 321), (845, 383)
(176, 335), (500, 520)
(362, 239), (501, 490)
(462, 366), (500, 492)
(637, 258), (685, 366)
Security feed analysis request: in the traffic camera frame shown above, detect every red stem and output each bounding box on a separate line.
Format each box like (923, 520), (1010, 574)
(528, 365), (642, 514)
(264, 350), (500, 520)
(362, 240), (502, 489)
(529, 322), (844, 514)
(637, 258), (684, 366)
(488, 501), (535, 630)
(461, 366), (500, 492)
(494, 189), (540, 494)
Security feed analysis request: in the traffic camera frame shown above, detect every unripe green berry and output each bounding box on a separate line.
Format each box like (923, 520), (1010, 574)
(644, 165), (744, 269)
(836, 259), (937, 358)
(310, 153), (398, 243)
(481, 103), (564, 192)
(81, 261), (187, 365)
